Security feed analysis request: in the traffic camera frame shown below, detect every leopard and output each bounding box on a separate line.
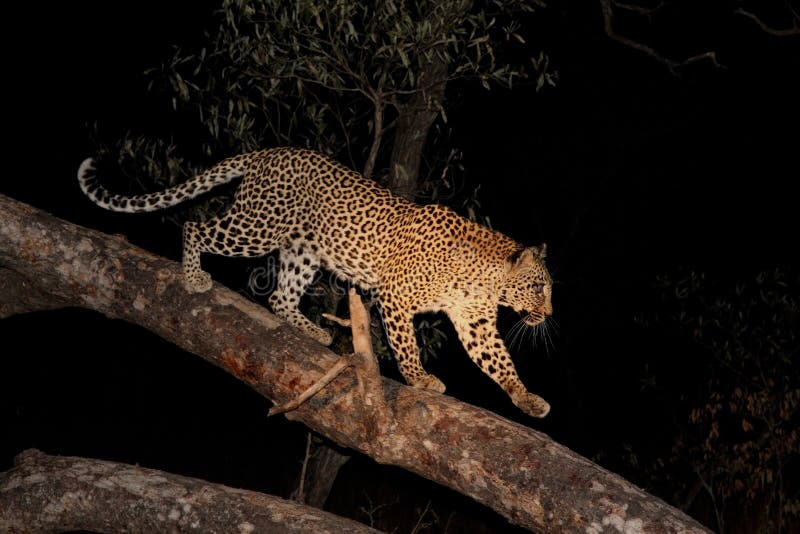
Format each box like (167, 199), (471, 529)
(77, 147), (553, 417)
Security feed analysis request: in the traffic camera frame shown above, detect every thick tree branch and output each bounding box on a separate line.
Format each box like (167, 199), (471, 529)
(0, 193), (711, 533)
(0, 449), (380, 534)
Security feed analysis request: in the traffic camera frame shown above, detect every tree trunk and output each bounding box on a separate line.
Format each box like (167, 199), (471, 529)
(387, 53), (449, 200)
(0, 449), (380, 534)
(0, 193), (711, 533)
(293, 439), (352, 508)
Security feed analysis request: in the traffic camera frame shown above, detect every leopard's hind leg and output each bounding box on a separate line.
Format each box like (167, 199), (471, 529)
(181, 211), (282, 292)
(182, 213), (330, 345)
(268, 246), (332, 345)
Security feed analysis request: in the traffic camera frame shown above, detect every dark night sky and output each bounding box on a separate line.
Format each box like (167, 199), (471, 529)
(2, 1), (799, 531)
(4, 1), (798, 264)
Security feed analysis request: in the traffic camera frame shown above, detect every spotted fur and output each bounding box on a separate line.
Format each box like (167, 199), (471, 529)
(78, 147), (553, 417)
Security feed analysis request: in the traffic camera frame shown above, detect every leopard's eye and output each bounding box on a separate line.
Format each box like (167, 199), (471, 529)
(533, 283), (544, 294)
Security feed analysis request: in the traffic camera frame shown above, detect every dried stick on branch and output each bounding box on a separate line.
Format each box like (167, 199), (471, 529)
(269, 356), (351, 416)
(0, 449), (381, 534)
(0, 193), (712, 533)
(269, 288), (389, 425)
(341, 288), (391, 440)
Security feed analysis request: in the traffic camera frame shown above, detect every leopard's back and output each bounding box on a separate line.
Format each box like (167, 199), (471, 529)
(231, 147), (416, 288)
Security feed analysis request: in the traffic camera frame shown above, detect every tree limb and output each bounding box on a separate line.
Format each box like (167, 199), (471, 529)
(0, 449), (381, 534)
(734, 8), (800, 37)
(0, 193), (712, 533)
(599, 0), (722, 73)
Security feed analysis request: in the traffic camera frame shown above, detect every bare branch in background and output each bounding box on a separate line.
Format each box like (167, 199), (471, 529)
(735, 7), (800, 36)
(599, 0), (722, 73)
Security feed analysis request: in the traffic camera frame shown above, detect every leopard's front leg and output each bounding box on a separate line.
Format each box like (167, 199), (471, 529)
(449, 309), (550, 418)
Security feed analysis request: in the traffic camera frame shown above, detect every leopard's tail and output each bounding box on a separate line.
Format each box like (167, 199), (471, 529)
(76, 153), (252, 213)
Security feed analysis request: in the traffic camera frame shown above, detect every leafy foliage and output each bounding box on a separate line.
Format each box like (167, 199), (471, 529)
(94, 0), (551, 188)
(151, 0), (549, 165)
(648, 268), (799, 532)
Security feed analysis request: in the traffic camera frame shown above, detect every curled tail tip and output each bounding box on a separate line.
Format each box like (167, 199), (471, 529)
(78, 157), (96, 180)
(76, 157), (116, 210)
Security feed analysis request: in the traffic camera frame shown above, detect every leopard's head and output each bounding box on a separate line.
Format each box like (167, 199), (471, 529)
(499, 244), (553, 327)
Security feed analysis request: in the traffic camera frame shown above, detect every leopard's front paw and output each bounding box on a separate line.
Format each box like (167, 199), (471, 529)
(411, 374), (446, 394)
(184, 271), (213, 293)
(510, 390), (550, 418)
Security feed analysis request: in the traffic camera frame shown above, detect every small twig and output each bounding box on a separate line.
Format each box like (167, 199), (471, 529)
(322, 312), (351, 328)
(410, 500), (434, 534)
(611, 0), (667, 17)
(359, 493), (400, 528)
(293, 432), (313, 503)
(268, 357), (351, 416)
(680, 477), (705, 512)
(693, 468), (725, 534)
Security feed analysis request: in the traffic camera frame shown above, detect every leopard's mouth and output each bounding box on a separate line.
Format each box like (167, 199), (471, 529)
(522, 312), (545, 327)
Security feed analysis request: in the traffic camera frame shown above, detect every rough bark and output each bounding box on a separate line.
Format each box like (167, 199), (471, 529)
(0, 193), (712, 533)
(0, 449), (380, 534)
(0, 268), (69, 318)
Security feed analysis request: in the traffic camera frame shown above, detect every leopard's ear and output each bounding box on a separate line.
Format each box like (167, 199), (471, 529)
(507, 246), (538, 271)
(518, 245), (547, 262)
(507, 247), (525, 265)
